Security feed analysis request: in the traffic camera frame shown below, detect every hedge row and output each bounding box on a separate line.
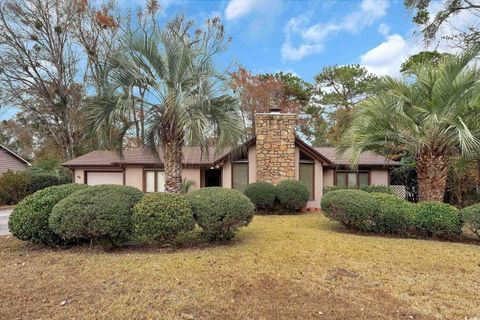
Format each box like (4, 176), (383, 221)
(324, 185), (395, 194)
(321, 189), (480, 240)
(9, 185), (255, 248)
(0, 169), (71, 205)
(243, 180), (309, 213)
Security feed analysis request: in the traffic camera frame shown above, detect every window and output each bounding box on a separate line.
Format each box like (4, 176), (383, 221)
(336, 172), (347, 186)
(232, 163), (248, 192)
(299, 163), (314, 200)
(145, 170), (165, 192)
(359, 172), (369, 186)
(335, 171), (369, 187)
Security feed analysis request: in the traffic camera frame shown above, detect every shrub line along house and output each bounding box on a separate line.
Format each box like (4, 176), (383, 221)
(64, 111), (399, 207)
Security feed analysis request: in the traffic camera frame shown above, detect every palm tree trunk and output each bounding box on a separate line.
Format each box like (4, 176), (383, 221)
(163, 140), (183, 193)
(416, 152), (449, 202)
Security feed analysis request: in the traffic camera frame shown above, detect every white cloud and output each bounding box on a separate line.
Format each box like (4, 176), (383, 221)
(225, 0), (267, 20)
(281, 0), (390, 61)
(378, 23), (390, 36)
(360, 34), (419, 76)
(359, 0), (479, 77)
(281, 42), (324, 61)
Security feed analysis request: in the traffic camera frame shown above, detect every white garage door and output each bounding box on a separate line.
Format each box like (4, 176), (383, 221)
(86, 172), (123, 186)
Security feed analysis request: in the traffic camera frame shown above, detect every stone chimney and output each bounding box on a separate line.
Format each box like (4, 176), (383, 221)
(255, 109), (296, 184)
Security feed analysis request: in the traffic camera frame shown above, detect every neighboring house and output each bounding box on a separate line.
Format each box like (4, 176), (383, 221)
(64, 111), (399, 207)
(0, 144), (30, 174)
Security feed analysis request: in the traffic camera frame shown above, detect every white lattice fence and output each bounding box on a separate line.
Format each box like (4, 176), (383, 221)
(390, 185), (406, 199)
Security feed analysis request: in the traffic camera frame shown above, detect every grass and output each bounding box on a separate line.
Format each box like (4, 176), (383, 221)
(1, 213), (479, 320)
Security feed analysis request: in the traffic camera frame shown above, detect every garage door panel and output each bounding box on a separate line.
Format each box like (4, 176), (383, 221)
(86, 172), (123, 186)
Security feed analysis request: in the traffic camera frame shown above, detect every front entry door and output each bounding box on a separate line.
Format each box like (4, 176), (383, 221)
(204, 169), (222, 187)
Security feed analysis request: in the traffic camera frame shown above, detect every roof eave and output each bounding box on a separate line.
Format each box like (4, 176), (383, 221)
(0, 144), (31, 166)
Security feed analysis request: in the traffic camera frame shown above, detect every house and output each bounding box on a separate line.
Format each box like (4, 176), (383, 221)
(63, 111), (398, 207)
(0, 144), (30, 174)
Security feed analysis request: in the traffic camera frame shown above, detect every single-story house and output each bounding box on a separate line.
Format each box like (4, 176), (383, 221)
(64, 111), (398, 207)
(0, 144), (30, 174)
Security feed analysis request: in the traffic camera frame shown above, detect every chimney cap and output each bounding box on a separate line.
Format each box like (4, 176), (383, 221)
(269, 107), (282, 113)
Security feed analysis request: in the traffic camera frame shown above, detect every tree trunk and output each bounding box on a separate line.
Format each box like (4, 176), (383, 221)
(163, 140), (183, 193)
(416, 151), (449, 202)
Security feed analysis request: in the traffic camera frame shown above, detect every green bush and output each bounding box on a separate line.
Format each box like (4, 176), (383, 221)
(370, 192), (415, 235)
(0, 170), (29, 205)
(459, 203), (480, 239)
(132, 193), (195, 242)
(321, 189), (378, 232)
(276, 180), (309, 212)
(49, 185), (143, 247)
(414, 202), (462, 239)
(25, 172), (66, 194)
(0, 168), (71, 205)
(324, 185), (394, 195)
(243, 182), (276, 212)
(8, 184), (88, 246)
(185, 187), (254, 240)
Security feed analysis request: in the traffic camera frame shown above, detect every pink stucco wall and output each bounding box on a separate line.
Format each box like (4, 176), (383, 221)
(323, 169), (335, 187)
(124, 166), (143, 190)
(182, 168), (201, 191)
(370, 169), (389, 185)
(74, 169), (84, 184)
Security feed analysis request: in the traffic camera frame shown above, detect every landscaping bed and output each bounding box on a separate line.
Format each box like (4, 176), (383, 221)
(1, 213), (479, 319)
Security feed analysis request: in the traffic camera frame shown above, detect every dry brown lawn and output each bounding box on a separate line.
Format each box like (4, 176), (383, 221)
(0, 213), (479, 320)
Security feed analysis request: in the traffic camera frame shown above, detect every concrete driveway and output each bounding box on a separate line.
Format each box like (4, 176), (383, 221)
(0, 209), (12, 235)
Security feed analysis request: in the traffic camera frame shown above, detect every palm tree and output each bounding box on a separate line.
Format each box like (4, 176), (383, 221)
(342, 49), (480, 202)
(86, 16), (244, 193)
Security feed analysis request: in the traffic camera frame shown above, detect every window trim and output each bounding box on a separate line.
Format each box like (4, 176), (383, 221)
(143, 169), (165, 192)
(231, 161), (249, 191)
(299, 162), (315, 201)
(334, 170), (371, 187)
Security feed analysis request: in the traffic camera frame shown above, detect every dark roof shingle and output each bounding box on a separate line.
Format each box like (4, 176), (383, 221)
(315, 147), (398, 166)
(63, 147), (230, 167)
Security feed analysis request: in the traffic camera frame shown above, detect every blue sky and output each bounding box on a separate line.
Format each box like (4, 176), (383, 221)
(157, 0), (423, 81)
(0, 0), (460, 120)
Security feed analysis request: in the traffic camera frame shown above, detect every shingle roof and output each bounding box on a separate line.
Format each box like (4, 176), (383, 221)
(63, 147), (230, 167)
(315, 147), (398, 166)
(63, 142), (397, 168)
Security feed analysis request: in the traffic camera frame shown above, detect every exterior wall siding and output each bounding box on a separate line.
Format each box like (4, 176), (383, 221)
(74, 169), (84, 184)
(222, 161), (232, 188)
(182, 168), (201, 191)
(0, 149), (28, 173)
(370, 169), (389, 185)
(124, 166), (143, 190)
(323, 169), (335, 188)
(307, 160), (323, 208)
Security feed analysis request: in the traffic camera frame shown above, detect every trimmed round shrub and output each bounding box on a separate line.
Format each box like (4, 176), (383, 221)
(320, 189), (378, 232)
(414, 202), (462, 239)
(459, 203), (480, 239)
(132, 193), (195, 242)
(243, 182), (276, 212)
(276, 180), (309, 212)
(49, 185), (143, 247)
(8, 184), (88, 246)
(370, 192), (415, 235)
(185, 187), (254, 240)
